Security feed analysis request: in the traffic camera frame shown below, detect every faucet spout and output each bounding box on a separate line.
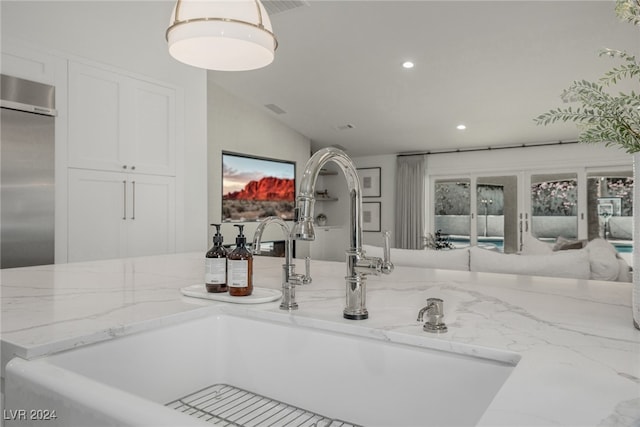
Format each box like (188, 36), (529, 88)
(253, 217), (294, 266)
(292, 147), (393, 320)
(252, 217), (311, 311)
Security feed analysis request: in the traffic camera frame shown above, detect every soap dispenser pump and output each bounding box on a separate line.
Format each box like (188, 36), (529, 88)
(205, 224), (228, 293)
(227, 224), (253, 296)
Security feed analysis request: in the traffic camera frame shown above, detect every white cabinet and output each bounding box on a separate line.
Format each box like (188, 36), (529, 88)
(66, 61), (179, 262)
(68, 169), (175, 262)
(310, 226), (348, 262)
(68, 62), (176, 176)
(125, 174), (176, 257)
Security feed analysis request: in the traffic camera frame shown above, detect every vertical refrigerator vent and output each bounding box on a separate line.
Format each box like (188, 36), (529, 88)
(1, 74), (57, 116)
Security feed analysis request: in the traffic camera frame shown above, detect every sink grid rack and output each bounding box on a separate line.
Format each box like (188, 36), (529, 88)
(166, 383), (361, 427)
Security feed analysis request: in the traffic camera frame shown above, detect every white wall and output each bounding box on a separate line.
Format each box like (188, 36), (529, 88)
(207, 82), (311, 256)
(1, 1), (208, 254)
(353, 155), (397, 247)
(424, 143), (632, 176)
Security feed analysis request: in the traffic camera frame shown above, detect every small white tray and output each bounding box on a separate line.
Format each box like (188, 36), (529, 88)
(181, 284), (282, 304)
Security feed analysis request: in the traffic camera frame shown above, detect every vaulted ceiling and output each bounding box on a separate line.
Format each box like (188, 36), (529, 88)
(208, 1), (639, 157)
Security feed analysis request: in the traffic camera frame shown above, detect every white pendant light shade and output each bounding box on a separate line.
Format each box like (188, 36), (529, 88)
(167, 0), (277, 71)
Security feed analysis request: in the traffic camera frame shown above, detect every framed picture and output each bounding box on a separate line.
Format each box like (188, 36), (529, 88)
(222, 152), (296, 222)
(362, 202), (381, 232)
(357, 167), (381, 197)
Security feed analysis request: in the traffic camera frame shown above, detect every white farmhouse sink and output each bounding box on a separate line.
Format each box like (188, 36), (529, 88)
(5, 311), (517, 427)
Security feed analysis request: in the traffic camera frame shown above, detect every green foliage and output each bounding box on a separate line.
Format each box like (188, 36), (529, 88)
(534, 1), (640, 153)
(423, 230), (455, 250)
(616, 0), (640, 26)
(434, 182), (470, 215)
(531, 180), (578, 216)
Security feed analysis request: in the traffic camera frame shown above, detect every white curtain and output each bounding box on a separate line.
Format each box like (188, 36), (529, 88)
(395, 155), (425, 249)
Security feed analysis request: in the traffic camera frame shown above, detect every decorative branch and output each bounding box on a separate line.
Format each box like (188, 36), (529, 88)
(616, 0), (640, 25)
(534, 0), (640, 153)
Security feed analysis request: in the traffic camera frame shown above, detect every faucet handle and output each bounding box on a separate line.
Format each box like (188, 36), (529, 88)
(289, 256), (312, 286)
(381, 230), (394, 274)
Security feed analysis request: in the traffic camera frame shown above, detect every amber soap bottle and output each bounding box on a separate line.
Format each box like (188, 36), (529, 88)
(227, 224), (253, 296)
(205, 224), (228, 293)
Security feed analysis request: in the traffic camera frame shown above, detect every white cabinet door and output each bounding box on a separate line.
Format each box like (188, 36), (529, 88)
(129, 80), (176, 176)
(68, 169), (175, 262)
(68, 62), (125, 172)
(68, 62), (176, 176)
(68, 169), (127, 262)
(126, 174), (175, 257)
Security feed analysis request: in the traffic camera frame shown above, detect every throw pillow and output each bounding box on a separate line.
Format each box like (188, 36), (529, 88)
(520, 234), (554, 255)
(553, 236), (587, 251)
(585, 238), (621, 281)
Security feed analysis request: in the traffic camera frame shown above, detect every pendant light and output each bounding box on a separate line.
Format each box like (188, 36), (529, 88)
(166, 0), (277, 71)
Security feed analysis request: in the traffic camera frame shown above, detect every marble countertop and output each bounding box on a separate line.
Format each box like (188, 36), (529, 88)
(1, 252), (639, 426)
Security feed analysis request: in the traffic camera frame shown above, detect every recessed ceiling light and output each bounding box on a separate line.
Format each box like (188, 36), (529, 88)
(456, 124), (467, 130)
(402, 61), (414, 69)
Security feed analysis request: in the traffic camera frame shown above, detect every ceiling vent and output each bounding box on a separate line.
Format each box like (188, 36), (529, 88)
(263, 0), (310, 16)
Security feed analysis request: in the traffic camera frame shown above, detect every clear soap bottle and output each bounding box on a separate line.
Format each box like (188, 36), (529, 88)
(227, 224), (253, 297)
(205, 224), (228, 293)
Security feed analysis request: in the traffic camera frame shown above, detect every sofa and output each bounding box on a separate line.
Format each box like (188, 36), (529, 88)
(363, 237), (631, 282)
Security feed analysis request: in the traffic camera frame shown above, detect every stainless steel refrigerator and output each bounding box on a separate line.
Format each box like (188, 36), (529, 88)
(1, 74), (56, 268)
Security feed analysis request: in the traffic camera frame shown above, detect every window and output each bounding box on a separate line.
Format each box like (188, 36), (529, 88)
(587, 171), (633, 249)
(433, 179), (470, 247)
(477, 176), (518, 253)
(530, 173), (578, 241)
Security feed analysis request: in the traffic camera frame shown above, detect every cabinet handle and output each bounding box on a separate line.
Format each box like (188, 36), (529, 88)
(123, 165), (127, 169)
(131, 166), (136, 171)
(519, 219), (523, 251)
(131, 181), (136, 220)
(122, 180), (127, 220)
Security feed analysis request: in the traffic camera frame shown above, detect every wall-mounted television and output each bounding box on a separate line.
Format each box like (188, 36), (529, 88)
(222, 152), (296, 222)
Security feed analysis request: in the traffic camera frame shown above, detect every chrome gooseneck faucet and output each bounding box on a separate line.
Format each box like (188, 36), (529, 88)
(292, 147), (393, 320)
(252, 216), (311, 311)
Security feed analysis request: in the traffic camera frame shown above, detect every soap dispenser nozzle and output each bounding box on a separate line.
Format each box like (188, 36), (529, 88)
(233, 224), (247, 245)
(211, 223), (223, 244)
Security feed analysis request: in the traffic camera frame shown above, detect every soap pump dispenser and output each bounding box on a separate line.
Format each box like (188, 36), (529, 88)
(205, 224), (228, 293)
(227, 224), (253, 296)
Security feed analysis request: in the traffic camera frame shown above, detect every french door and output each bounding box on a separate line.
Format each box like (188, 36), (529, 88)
(474, 175), (520, 253)
(432, 167), (633, 253)
(526, 172), (580, 243)
(433, 174), (523, 253)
